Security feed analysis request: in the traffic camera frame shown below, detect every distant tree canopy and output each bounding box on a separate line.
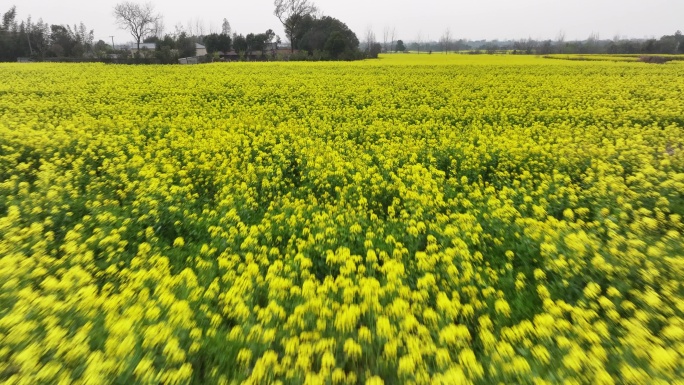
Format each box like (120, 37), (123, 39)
(232, 34), (247, 56)
(1, 3), (682, 63)
(247, 29), (276, 55)
(112, 1), (160, 51)
(0, 5), (94, 61)
(273, 0), (317, 53)
(204, 33), (232, 54)
(368, 42), (382, 58)
(290, 14), (360, 59)
(227, 30), (276, 58)
(175, 32), (196, 58)
(49, 24), (93, 57)
(272, 0), (365, 60)
(613, 31), (683, 54)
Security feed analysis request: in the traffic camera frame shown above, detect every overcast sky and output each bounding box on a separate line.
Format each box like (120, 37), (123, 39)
(9, 0), (684, 45)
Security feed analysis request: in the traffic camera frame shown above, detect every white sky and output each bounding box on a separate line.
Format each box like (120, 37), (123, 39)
(9, 0), (684, 45)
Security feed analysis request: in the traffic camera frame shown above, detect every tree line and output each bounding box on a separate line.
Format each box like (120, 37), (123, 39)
(0, 6), (95, 61)
(2, 2), (682, 63)
(0, 1), (377, 63)
(141, 0), (367, 61)
(411, 30), (684, 55)
(0, 1), (367, 63)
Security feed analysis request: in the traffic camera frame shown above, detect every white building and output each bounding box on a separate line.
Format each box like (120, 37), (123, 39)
(195, 43), (207, 56)
(128, 43), (157, 54)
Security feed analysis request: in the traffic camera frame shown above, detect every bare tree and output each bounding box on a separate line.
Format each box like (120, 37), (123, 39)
(365, 26), (376, 53)
(186, 18), (206, 37)
(195, 18), (205, 37)
(440, 28), (451, 53)
(221, 18), (231, 36)
(556, 30), (565, 53)
(113, 1), (160, 50)
(556, 30), (565, 44)
(152, 16), (164, 39)
(416, 31), (422, 54)
(273, 0), (317, 52)
(383, 26), (390, 53)
(172, 22), (185, 39)
(586, 31), (600, 53)
(389, 26), (396, 53)
(514, 37), (536, 54)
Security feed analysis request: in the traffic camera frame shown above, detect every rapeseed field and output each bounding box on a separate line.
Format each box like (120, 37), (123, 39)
(1, 54), (683, 384)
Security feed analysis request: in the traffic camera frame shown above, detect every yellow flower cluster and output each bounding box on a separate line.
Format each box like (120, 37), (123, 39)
(0, 54), (683, 384)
